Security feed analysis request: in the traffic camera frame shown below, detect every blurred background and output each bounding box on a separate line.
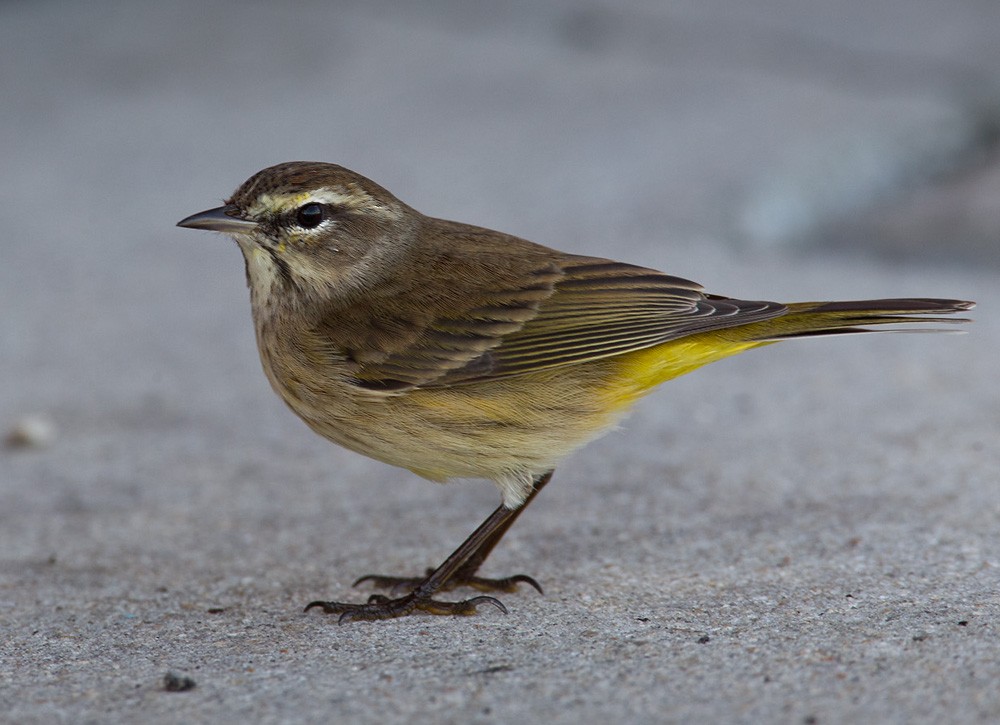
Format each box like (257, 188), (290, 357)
(2, 0), (997, 418)
(1, 1), (997, 720)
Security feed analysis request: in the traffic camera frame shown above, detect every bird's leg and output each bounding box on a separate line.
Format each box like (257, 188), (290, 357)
(354, 470), (553, 595)
(438, 469), (553, 593)
(305, 471), (552, 622)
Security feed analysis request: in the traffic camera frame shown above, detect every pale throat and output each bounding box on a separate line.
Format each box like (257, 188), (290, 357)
(242, 241), (343, 321)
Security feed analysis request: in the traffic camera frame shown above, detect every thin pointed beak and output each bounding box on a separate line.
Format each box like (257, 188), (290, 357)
(177, 205), (258, 233)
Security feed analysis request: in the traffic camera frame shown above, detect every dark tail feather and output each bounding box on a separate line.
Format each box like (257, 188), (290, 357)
(749, 298), (974, 341)
(805, 298), (974, 314)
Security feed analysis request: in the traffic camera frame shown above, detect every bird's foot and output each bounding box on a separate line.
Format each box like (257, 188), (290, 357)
(303, 592), (506, 623)
(353, 569), (543, 595)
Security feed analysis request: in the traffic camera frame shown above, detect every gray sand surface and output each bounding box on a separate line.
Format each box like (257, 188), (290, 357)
(2, 2), (997, 723)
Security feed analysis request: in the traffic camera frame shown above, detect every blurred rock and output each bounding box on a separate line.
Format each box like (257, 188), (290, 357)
(4, 414), (56, 450)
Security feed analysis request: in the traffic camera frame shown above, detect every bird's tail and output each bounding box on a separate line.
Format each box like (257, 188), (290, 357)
(744, 298), (974, 341)
(607, 298), (973, 402)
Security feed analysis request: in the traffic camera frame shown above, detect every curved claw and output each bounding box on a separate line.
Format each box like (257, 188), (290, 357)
(510, 575), (544, 595)
(303, 599), (351, 614)
(462, 573), (544, 595)
(465, 596), (508, 615)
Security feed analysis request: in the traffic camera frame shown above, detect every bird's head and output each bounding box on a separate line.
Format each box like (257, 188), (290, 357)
(178, 162), (419, 310)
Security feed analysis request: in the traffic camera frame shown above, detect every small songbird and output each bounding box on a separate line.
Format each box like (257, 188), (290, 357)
(177, 162), (973, 623)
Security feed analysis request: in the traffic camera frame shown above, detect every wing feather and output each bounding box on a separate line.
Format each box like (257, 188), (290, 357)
(437, 258), (784, 384)
(311, 234), (786, 390)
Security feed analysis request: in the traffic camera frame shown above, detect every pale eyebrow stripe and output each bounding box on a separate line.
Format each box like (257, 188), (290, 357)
(250, 186), (401, 220)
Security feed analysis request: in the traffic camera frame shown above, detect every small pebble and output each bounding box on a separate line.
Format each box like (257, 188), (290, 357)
(163, 672), (197, 692)
(4, 414), (56, 449)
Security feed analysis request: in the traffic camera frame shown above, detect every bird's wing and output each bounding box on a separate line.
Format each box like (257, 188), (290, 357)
(309, 238), (562, 391)
(316, 247), (785, 391)
(460, 257), (784, 383)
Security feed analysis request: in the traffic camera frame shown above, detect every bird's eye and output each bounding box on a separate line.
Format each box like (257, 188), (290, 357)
(296, 203), (325, 229)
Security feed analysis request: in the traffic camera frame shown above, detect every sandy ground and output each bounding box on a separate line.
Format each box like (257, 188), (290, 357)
(1, 1), (998, 723)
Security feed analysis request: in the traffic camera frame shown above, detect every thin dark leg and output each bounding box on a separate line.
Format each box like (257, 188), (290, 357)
(447, 470), (553, 591)
(354, 470), (553, 594)
(305, 471), (553, 622)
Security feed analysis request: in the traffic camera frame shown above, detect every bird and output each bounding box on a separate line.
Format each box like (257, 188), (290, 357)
(177, 161), (973, 623)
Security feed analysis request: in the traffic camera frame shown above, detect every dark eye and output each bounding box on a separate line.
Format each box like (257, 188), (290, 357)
(296, 203), (325, 229)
